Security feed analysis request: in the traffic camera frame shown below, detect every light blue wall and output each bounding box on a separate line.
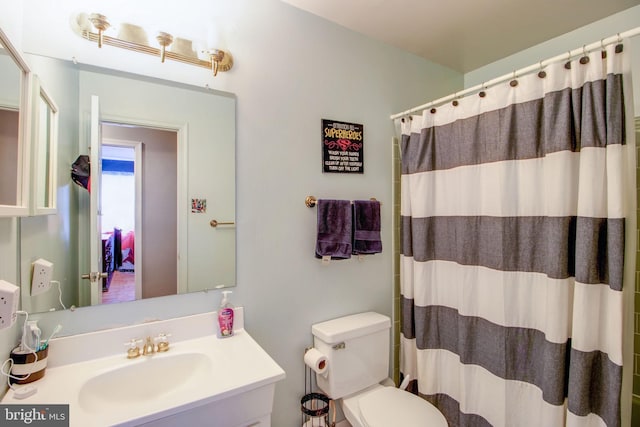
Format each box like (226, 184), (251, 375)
(0, 1), (462, 425)
(19, 55), (80, 315)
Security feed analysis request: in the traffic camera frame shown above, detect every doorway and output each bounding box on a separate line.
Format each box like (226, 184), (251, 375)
(100, 122), (178, 303)
(101, 143), (137, 304)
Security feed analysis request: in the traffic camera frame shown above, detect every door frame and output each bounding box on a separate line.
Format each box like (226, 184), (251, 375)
(80, 111), (187, 306)
(101, 114), (188, 297)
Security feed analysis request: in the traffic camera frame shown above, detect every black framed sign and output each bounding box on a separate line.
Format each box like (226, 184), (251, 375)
(322, 119), (363, 173)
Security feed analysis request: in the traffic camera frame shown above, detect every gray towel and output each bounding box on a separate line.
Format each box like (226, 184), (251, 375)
(352, 200), (382, 255)
(315, 199), (352, 259)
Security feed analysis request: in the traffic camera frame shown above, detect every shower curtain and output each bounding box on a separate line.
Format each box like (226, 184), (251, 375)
(398, 42), (633, 427)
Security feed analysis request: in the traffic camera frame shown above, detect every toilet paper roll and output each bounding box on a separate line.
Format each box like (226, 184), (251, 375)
(304, 348), (328, 378)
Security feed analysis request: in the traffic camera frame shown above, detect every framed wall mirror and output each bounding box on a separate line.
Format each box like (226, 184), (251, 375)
(30, 74), (58, 215)
(0, 28), (32, 216)
(19, 55), (236, 315)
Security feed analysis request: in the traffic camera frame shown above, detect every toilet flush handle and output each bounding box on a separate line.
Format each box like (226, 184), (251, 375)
(332, 342), (345, 350)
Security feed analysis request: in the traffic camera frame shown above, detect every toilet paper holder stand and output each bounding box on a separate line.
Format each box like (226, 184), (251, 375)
(302, 347), (335, 427)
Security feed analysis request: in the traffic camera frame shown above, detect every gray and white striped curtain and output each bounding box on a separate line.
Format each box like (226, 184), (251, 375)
(398, 42), (633, 427)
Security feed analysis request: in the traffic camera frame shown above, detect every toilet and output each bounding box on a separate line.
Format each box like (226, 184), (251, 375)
(311, 312), (447, 427)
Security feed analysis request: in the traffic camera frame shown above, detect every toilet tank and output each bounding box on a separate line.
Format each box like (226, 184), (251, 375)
(311, 312), (391, 399)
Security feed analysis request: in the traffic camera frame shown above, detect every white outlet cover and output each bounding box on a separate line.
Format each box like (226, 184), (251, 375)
(0, 279), (20, 330)
(31, 258), (54, 296)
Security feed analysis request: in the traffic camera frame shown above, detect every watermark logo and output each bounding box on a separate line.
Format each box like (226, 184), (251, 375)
(1, 405), (69, 426)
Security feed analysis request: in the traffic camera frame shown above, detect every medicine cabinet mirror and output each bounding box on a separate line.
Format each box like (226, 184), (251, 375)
(0, 28), (31, 216)
(30, 75), (58, 215)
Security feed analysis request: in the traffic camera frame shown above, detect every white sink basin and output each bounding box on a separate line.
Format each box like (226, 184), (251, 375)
(78, 352), (213, 413)
(1, 310), (286, 427)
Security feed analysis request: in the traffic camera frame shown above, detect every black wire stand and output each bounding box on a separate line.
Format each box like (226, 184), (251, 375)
(301, 352), (334, 427)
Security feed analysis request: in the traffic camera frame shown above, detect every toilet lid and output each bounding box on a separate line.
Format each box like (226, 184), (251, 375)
(359, 387), (447, 427)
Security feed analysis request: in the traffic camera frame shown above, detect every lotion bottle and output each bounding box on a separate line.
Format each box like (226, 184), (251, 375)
(217, 291), (235, 338)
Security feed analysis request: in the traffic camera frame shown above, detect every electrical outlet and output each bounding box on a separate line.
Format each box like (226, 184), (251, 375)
(0, 280), (20, 330)
(31, 258), (54, 296)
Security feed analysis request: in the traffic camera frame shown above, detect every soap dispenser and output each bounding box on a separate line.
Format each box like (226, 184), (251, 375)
(217, 291), (235, 338)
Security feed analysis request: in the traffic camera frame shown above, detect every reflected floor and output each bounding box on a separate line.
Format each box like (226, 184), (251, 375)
(103, 270), (135, 304)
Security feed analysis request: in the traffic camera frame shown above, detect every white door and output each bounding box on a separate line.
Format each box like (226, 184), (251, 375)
(88, 95), (104, 305)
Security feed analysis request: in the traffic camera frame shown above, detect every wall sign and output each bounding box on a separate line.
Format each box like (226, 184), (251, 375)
(322, 119), (363, 173)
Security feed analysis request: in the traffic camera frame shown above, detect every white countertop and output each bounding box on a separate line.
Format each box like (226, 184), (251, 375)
(1, 310), (286, 427)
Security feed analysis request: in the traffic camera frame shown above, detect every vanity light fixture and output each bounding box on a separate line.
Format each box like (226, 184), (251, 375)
(74, 13), (233, 77)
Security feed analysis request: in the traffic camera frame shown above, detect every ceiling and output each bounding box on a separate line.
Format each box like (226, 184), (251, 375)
(281, 0), (640, 73)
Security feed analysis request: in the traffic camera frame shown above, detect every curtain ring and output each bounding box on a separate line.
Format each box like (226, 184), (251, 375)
(537, 61), (546, 78)
(478, 82), (486, 98)
(564, 51), (572, 69)
(452, 92), (459, 107)
(579, 45), (590, 65)
(601, 38), (607, 59)
(509, 71), (518, 87)
(615, 33), (624, 53)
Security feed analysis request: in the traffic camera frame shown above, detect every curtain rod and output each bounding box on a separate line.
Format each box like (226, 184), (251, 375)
(390, 26), (640, 120)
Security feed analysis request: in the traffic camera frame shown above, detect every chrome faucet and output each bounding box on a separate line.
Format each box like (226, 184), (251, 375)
(142, 336), (156, 356)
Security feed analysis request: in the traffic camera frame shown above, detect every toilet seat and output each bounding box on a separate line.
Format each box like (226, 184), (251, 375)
(356, 387), (447, 427)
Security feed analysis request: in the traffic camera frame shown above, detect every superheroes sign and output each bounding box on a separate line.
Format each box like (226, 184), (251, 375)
(322, 119), (364, 173)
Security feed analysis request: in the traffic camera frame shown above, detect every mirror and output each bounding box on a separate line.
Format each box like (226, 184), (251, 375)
(31, 75), (58, 215)
(0, 28), (31, 216)
(20, 55), (236, 314)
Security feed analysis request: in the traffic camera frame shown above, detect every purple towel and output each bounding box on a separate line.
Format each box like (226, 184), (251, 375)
(352, 200), (382, 255)
(315, 199), (352, 259)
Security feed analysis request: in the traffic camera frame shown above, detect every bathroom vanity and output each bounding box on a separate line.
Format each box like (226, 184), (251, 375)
(1, 309), (285, 427)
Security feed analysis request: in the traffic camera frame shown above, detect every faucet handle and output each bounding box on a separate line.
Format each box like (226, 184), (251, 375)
(155, 333), (171, 352)
(124, 338), (142, 359)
